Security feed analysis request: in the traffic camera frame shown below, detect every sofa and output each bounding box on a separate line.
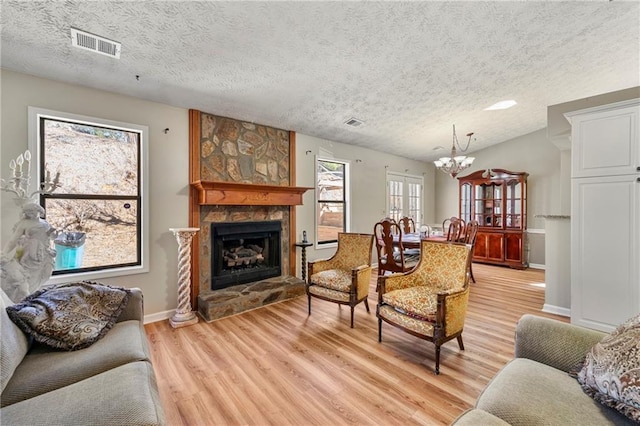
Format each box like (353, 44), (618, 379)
(1, 287), (165, 425)
(453, 314), (635, 425)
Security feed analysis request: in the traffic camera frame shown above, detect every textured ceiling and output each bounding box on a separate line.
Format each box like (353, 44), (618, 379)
(1, 1), (639, 161)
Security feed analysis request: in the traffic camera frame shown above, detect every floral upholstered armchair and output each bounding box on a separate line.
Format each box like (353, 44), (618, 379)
(306, 233), (374, 328)
(377, 240), (472, 374)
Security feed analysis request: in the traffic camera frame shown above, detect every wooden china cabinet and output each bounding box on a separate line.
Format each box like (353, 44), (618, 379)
(458, 169), (529, 269)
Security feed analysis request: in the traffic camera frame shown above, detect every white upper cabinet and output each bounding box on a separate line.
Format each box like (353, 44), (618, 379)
(565, 99), (640, 178)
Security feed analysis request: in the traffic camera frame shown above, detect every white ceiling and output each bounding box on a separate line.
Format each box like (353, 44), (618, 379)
(1, 1), (639, 161)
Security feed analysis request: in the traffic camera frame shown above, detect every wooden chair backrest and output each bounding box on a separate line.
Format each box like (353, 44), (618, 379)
(398, 216), (416, 234)
(461, 220), (479, 245)
(374, 219), (406, 274)
(445, 217), (465, 242)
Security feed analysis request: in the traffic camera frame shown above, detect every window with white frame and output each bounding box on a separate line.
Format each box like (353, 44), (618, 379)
(28, 107), (149, 283)
(386, 172), (423, 226)
(316, 158), (349, 245)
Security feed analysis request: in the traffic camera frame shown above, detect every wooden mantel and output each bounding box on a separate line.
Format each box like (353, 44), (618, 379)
(191, 180), (312, 206)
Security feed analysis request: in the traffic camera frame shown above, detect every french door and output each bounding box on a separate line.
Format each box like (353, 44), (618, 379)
(386, 172), (423, 226)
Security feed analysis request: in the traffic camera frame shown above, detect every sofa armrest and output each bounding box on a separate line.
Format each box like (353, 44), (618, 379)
(117, 288), (144, 323)
(514, 314), (605, 373)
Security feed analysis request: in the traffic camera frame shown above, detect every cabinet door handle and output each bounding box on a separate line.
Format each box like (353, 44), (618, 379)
(637, 166), (640, 172)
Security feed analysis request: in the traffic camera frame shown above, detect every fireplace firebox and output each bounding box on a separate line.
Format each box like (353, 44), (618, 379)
(211, 221), (282, 290)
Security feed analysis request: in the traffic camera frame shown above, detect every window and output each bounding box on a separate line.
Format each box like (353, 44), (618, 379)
(28, 107), (149, 283)
(316, 158), (349, 246)
(386, 172), (423, 226)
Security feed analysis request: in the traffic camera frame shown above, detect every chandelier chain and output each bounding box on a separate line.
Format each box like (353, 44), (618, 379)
(434, 124), (476, 178)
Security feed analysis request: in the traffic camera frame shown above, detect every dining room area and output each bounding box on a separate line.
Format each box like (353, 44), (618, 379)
(373, 216), (478, 279)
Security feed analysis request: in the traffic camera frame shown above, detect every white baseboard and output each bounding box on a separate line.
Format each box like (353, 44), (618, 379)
(144, 309), (174, 324)
(542, 304), (571, 317)
(529, 263), (545, 270)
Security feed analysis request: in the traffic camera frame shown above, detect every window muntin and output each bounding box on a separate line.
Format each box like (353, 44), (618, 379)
(386, 172), (423, 228)
(29, 107), (148, 283)
(316, 158), (348, 245)
(388, 179), (403, 222)
(408, 182), (421, 225)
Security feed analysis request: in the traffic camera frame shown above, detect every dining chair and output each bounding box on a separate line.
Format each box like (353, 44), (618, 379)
(377, 240), (473, 374)
(444, 217), (465, 242)
(398, 216), (420, 261)
(460, 220), (479, 282)
(398, 216), (416, 234)
(374, 219), (418, 276)
(306, 232), (374, 328)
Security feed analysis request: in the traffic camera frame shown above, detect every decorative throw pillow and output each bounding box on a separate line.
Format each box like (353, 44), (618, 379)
(577, 313), (640, 422)
(6, 281), (130, 351)
(1, 289), (31, 392)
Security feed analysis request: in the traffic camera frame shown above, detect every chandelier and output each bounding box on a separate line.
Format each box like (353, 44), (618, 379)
(434, 124), (475, 178)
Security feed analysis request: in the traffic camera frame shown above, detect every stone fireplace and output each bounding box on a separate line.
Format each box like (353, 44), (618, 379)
(188, 110), (311, 322)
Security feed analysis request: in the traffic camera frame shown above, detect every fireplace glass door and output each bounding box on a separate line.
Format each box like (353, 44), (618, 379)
(211, 221), (282, 290)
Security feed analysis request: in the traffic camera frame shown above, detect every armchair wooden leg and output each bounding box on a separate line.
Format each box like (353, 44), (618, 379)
(470, 263), (476, 283)
(457, 335), (464, 350)
(364, 299), (370, 313)
(307, 294), (311, 315)
(434, 345), (441, 375)
(378, 318), (382, 342)
(350, 307), (355, 328)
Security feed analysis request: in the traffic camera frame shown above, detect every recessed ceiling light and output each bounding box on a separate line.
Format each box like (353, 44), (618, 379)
(484, 100), (517, 111)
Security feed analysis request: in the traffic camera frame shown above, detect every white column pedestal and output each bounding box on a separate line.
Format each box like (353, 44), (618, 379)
(169, 227), (199, 328)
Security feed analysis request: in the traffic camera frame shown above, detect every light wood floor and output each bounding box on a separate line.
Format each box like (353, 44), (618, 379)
(145, 264), (568, 425)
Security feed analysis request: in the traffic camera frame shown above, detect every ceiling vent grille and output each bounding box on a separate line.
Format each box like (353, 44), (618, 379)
(344, 117), (364, 127)
(71, 28), (121, 59)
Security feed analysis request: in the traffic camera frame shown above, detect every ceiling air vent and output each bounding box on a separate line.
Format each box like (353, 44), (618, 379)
(71, 28), (121, 59)
(344, 117), (364, 127)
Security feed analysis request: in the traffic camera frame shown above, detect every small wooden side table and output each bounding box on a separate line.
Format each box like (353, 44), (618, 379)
(294, 241), (313, 282)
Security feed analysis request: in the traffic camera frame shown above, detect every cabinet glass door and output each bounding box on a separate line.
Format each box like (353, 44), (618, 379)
(506, 180), (522, 228)
(460, 183), (471, 222)
(475, 183), (502, 227)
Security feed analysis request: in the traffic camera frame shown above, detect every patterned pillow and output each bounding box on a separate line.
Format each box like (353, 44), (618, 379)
(577, 313), (640, 421)
(6, 281), (130, 351)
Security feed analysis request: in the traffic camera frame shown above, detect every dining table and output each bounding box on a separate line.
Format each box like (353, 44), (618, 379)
(393, 232), (447, 249)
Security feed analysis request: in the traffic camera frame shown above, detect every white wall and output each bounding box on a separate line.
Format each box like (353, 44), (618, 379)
(1, 70), (190, 318)
(294, 134), (434, 265)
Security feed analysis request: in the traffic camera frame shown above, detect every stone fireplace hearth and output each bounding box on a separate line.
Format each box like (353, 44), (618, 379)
(188, 110), (311, 322)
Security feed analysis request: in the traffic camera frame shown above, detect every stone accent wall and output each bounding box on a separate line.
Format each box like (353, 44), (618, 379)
(199, 112), (290, 185)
